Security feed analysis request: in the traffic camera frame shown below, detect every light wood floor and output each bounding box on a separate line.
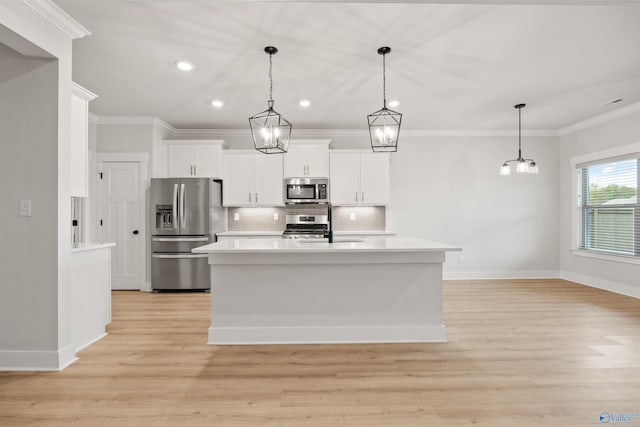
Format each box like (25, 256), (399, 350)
(1, 279), (639, 426)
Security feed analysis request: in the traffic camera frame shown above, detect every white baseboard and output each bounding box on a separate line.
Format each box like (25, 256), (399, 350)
(75, 332), (108, 353)
(559, 271), (640, 299)
(0, 345), (78, 371)
(443, 270), (561, 280)
(208, 324), (447, 345)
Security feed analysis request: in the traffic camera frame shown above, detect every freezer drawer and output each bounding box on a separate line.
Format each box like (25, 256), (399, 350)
(151, 236), (211, 253)
(151, 253), (210, 290)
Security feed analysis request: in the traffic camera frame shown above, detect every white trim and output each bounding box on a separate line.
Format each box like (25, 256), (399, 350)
(208, 324), (446, 345)
(559, 101), (640, 136)
(0, 345), (77, 371)
(21, 0), (91, 39)
(571, 249), (640, 266)
(96, 152), (149, 163)
(75, 332), (108, 353)
(443, 270), (561, 280)
(96, 116), (174, 131)
(560, 271), (640, 299)
(88, 113), (99, 125)
(96, 153), (148, 291)
(71, 82), (97, 101)
(569, 142), (640, 254)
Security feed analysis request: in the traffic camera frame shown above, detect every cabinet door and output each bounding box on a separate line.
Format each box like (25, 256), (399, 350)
(193, 145), (222, 178)
(283, 145), (307, 177)
(329, 153), (359, 205)
(359, 153), (390, 205)
(253, 154), (284, 206)
(70, 93), (88, 197)
(168, 145), (194, 177)
(305, 145), (330, 178)
(222, 154), (253, 206)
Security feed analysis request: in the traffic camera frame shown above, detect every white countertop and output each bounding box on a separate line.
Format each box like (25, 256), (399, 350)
(193, 237), (460, 254)
(217, 231), (283, 236)
(217, 230), (394, 236)
(71, 242), (116, 254)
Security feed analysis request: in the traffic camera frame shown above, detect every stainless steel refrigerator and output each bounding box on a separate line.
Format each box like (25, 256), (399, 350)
(151, 178), (225, 291)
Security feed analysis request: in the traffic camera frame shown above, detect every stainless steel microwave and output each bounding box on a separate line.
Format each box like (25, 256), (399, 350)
(284, 178), (329, 204)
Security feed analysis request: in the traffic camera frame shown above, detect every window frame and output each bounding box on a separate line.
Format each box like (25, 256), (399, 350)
(570, 142), (640, 265)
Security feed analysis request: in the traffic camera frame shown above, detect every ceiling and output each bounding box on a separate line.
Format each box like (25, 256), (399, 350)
(54, 0), (640, 130)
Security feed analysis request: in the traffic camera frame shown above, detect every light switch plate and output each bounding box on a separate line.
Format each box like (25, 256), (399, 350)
(350, 212), (356, 221)
(233, 213), (240, 221)
(20, 200), (32, 217)
(273, 212), (279, 221)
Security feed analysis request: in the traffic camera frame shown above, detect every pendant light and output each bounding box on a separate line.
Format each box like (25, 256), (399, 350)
(499, 103), (538, 175)
(367, 46), (402, 152)
(249, 46), (292, 154)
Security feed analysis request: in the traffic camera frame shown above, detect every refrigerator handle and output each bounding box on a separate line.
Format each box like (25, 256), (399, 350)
(180, 183), (186, 229)
(172, 183), (178, 229)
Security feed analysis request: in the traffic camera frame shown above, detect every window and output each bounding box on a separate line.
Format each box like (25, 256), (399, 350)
(577, 156), (639, 257)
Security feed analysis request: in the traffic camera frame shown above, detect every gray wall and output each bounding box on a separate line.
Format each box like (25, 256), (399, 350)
(0, 45), (59, 353)
(559, 111), (640, 295)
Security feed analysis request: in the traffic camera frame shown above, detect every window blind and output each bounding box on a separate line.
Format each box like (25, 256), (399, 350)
(578, 157), (639, 257)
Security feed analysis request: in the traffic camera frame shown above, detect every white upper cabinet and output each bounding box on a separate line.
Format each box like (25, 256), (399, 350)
(330, 150), (390, 206)
(70, 82), (97, 197)
(223, 151), (283, 207)
(166, 140), (224, 178)
(284, 140), (331, 178)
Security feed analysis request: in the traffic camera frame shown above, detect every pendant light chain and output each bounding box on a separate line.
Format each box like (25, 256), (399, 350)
(268, 51), (273, 102)
(382, 52), (387, 108)
(518, 105), (522, 160)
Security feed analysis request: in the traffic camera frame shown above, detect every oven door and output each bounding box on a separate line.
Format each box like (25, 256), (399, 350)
(285, 184), (317, 203)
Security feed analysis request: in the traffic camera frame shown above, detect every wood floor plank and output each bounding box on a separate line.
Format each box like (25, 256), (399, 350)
(1, 279), (639, 426)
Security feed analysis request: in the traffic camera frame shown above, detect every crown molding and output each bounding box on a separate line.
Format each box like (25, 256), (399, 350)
(95, 116), (174, 132)
(71, 82), (97, 101)
(21, 0), (90, 39)
(558, 101), (640, 136)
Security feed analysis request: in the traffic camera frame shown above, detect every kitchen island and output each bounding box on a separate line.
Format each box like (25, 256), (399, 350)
(193, 238), (461, 345)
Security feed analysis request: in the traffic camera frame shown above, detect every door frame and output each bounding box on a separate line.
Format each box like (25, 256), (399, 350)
(96, 152), (149, 291)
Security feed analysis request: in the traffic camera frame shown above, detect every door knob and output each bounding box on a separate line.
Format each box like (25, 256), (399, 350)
(132, 230), (140, 235)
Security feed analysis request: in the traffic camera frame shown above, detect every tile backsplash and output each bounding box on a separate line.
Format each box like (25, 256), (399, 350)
(227, 206), (386, 232)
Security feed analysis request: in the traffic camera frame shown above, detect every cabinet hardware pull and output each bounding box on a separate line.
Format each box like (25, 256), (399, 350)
(256, 193), (259, 203)
(362, 192), (364, 202)
(355, 192), (358, 202)
(194, 165), (197, 175)
(249, 193), (252, 202)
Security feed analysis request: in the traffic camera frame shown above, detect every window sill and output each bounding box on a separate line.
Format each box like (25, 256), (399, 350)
(571, 249), (640, 266)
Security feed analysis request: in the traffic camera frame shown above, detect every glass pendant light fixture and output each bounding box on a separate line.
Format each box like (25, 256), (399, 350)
(367, 46), (402, 152)
(499, 103), (538, 175)
(249, 46), (292, 154)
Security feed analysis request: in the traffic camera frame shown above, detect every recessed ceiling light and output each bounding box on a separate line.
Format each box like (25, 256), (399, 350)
(211, 100), (224, 108)
(299, 100), (311, 108)
(176, 61), (193, 71)
(388, 100), (400, 108)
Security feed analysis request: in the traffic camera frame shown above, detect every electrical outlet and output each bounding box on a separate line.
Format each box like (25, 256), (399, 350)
(350, 212), (356, 221)
(273, 212), (279, 221)
(233, 213), (240, 221)
(458, 255), (464, 264)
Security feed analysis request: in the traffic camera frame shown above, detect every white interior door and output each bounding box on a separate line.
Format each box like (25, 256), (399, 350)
(101, 161), (143, 290)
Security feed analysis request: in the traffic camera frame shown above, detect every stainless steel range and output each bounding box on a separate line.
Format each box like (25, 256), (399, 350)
(282, 214), (330, 240)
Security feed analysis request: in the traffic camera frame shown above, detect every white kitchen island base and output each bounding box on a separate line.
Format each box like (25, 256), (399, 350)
(194, 239), (460, 345)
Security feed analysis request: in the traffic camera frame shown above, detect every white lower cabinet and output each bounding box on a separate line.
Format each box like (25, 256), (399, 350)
(223, 151), (283, 206)
(330, 150), (390, 205)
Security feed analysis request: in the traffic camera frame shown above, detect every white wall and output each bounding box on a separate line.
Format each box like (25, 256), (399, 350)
(390, 135), (560, 278)
(0, 1), (77, 370)
(559, 110), (640, 297)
